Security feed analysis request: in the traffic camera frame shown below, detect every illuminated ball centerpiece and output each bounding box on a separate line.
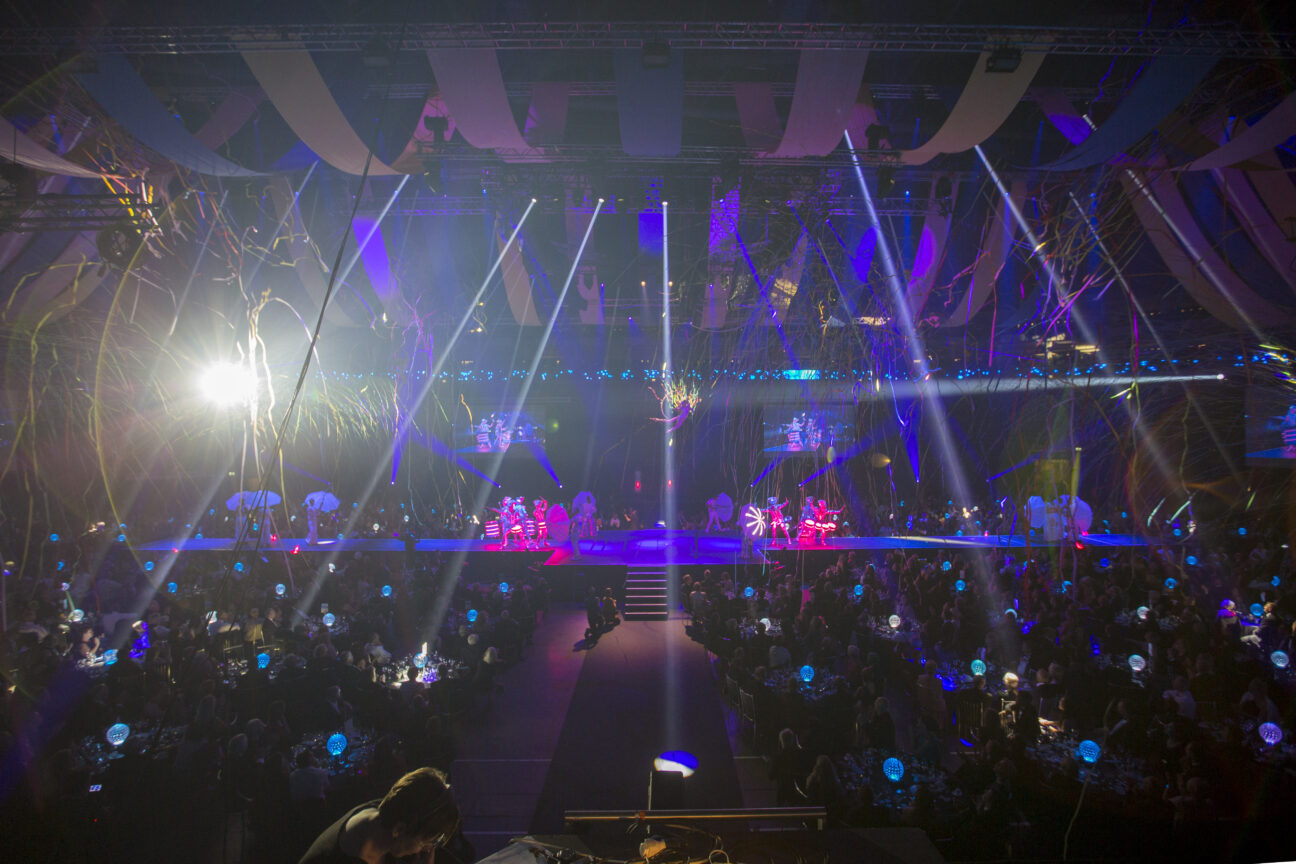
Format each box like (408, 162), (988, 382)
(955, 579), (966, 592)
(744, 586), (755, 599)
(467, 609), (479, 623)
(941, 561), (952, 572)
(853, 584), (863, 598)
(326, 734), (348, 757)
(799, 665), (815, 684)
(1136, 606), (1150, 620)
(1251, 603), (1265, 618)
(888, 614), (902, 629)
(1077, 740), (1101, 764)
(882, 757), (905, 783)
(275, 583), (286, 597)
(103, 649), (118, 666)
(971, 659), (987, 676)
(381, 584), (392, 597)
(499, 581), (510, 594)
(1259, 723), (1283, 746)
(167, 582), (177, 593)
(106, 723), (130, 747)
(1164, 577), (1177, 590)
(322, 613), (336, 628)
(257, 652), (270, 669)
(1272, 651), (1290, 670)
(413, 653), (428, 669)
(1128, 654), (1147, 673)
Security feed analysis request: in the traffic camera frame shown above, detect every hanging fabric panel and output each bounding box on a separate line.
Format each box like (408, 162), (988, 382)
(242, 47), (402, 176)
(905, 183), (957, 317)
(734, 82), (784, 152)
(1211, 169), (1296, 291)
(942, 180), (1025, 328)
(772, 51), (869, 157)
(613, 49), (684, 157)
(426, 49), (537, 157)
(0, 116), (101, 178)
(498, 228), (540, 325)
(1188, 93), (1296, 171)
(901, 49), (1048, 165)
(524, 82), (570, 146)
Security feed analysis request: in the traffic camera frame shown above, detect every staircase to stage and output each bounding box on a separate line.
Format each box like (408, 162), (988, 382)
(624, 567), (670, 620)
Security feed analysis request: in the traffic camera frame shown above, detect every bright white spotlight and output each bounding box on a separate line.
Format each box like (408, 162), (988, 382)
(199, 361), (256, 407)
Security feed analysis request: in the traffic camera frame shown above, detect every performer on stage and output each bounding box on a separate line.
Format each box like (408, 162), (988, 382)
(306, 500), (320, 545)
(705, 497), (722, 532)
(811, 498), (843, 544)
(786, 415), (803, 450)
(766, 497), (792, 545)
(532, 498), (549, 547)
(489, 498), (517, 548)
(494, 416), (511, 451)
(475, 418), (492, 451)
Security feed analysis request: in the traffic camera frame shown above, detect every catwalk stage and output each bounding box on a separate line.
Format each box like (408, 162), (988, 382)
(135, 528), (1147, 568)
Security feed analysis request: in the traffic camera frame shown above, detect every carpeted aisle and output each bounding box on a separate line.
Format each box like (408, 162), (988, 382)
(530, 616), (742, 831)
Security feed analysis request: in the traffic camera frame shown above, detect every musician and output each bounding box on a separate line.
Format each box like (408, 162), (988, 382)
(475, 418), (492, 451)
(812, 499), (842, 544)
(298, 767), (462, 864)
(532, 498), (549, 546)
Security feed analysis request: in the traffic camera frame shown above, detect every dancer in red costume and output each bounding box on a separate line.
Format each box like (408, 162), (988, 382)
(811, 499), (843, 544)
(766, 497), (792, 545)
(532, 498), (549, 547)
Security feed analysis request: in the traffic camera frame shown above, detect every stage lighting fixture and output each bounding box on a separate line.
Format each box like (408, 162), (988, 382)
(653, 750), (697, 778)
(642, 42), (671, 69)
(361, 37), (394, 68)
(986, 46), (1022, 73)
(199, 361), (255, 407)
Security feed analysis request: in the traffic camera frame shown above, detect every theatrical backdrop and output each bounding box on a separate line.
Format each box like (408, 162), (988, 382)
(2, 2), (1296, 864)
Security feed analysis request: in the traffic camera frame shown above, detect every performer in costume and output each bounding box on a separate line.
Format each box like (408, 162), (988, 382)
(766, 497), (791, 545)
(306, 500), (320, 545)
(705, 497), (722, 532)
(475, 418), (492, 451)
(532, 498), (549, 546)
(495, 417), (511, 451)
(786, 415), (803, 450)
(811, 499), (843, 544)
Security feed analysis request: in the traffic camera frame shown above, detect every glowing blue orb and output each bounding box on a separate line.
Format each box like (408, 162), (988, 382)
(799, 665), (815, 684)
(106, 723), (130, 747)
(167, 582), (177, 594)
(1186, 555), (1197, 566)
(888, 614), (902, 629)
(103, 649), (117, 665)
(1099, 557), (1111, 569)
(275, 583), (286, 596)
(234, 562), (244, 573)
(1165, 578), (1177, 590)
(467, 609), (478, 623)
(499, 581), (509, 594)
(971, 659), (987, 676)
(117, 534), (126, 542)
(256, 652), (269, 669)
(144, 561), (154, 572)
(1173, 528), (1182, 537)
(942, 561), (952, 572)
(1251, 603), (1265, 618)
(1239, 527), (1247, 536)
(1260, 723), (1283, 746)
(853, 584), (863, 597)
(49, 533), (59, 542)
(322, 613), (336, 627)
(1136, 605), (1150, 620)
(1273, 576), (1282, 587)
(653, 750), (698, 777)
(413, 653), (427, 669)
(744, 586), (754, 598)
(955, 579), (966, 592)
(1272, 650), (1290, 670)
(381, 584), (392, 597)
(57, 561), (64, 571)
(326, 734), (347, 756)
(69, 609), (84, 623)
(882, 757), (905, 782)
(1077, 740), (1101, 763)
(1128, 654), (1146, 672)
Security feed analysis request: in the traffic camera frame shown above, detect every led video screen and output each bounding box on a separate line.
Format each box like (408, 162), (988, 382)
(762, 404), (854, 455)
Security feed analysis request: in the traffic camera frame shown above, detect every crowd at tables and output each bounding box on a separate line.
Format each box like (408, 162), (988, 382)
(0, 514), (551, 864)
(689, 523), (1296, 861)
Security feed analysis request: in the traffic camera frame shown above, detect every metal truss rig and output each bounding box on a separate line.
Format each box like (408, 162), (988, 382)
(0, 21), (1292, 58)
(0, 193), (160, 232)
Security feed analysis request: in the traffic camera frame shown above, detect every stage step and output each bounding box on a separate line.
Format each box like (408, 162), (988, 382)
(624, 567), (670, 620)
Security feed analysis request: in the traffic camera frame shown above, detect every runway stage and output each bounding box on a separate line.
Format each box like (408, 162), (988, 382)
(135, 529), (1147, 568)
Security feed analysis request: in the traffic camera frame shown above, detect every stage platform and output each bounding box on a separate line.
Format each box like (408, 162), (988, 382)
(135, 529), (1147, 568)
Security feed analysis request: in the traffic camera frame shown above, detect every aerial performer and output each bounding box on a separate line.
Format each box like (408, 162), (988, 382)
(766, 497), (792, 545)
(650, 373), (702, 433)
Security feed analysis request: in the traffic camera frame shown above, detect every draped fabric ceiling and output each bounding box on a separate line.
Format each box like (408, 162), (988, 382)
(3, 43), (1296, 333)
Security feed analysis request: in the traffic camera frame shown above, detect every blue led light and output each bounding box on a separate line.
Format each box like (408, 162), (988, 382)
(971, 659), (986, 676)
(1251, 603), (1265, 618)
(1128, 654), (1146, 672)
(467, 609), (478, 623)
(1272, 651), (1289, 670)
(955, 579), (966, 592)
(942, 561), (952, 572)
(103, 649), (118, 666)
(1273, 576), (1282, 587)
(883, 757), (905, 782)
(106, 723), (130, 747)
(1185, 556), (1197, 566)
(1173, 528), (1181, 537)
(49, 533), (59, 542)
(1165, 578), (1177, 590)
(1099, 557), (1111, 569)
(326, 734), (347, 756)
(499, 581), (509, 594)
(799, 664), (815, 683)
(1077, 740), (1101, 764)
(322, 613), (336, 627)
(257, 652), (269, 669)
(413, 653), (427, 669)
(117, 534), (126, 542)
(275, 583), (286, 596)
(853, 584), (863, 597)
(1239, 527), (1247, 536)
(381, 584), (393, 597)
(234, 562), (244, 573)
(167, 581), (177, 593)
(744, 586), (754, 598)
(144, 561), (154, 572)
